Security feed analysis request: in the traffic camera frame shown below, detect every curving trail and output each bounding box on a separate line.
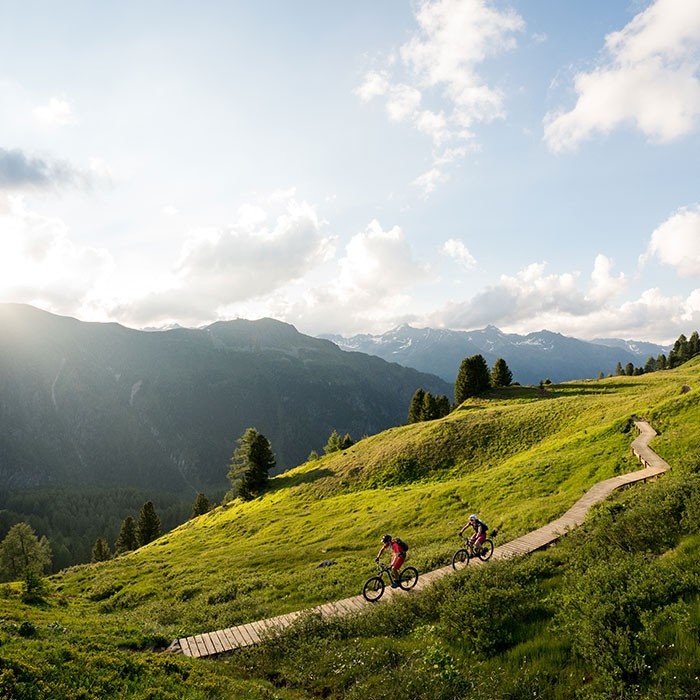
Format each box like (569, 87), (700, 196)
(167, 420), (670, 658)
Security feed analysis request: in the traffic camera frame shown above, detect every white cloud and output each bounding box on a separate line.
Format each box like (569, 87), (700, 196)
(0, 194), (113, 313)
(544, 0), (700, 152)
(33, 96), (78, 127)
(281, 219), (431, 335)
(119, 192), (333, 325)
(354, 70), (390, 102)
(641, 205), (700, 276)
(356, 0), (524, 192)
(386, 84), (422, 122)
(588, 254), (627, 302)
(412, 167), (447, 196)
(442, 238), (477, 269)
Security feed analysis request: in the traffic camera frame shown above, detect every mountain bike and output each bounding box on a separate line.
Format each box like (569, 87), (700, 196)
(451, 537), (494, 570)
(362, 562), (419, 602)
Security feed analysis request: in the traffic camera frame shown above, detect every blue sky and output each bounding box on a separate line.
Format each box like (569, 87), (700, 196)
(0, 0), (698, 344)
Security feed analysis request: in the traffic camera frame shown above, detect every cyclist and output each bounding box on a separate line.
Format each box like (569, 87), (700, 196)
(375, 534), (408, 588)
(460, 514), (488, 554)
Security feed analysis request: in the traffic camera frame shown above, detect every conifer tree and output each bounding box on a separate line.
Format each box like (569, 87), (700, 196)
(91, 538), (111, 563)
(323, 429), (343, 454)
(340, 433), (354, 450)
(228, 427), (276, 501)
(191, 493), (210, 518)
(656, 354), (667, 370)
(114, 516), (137, 555)
(407, 388), (425, 423)
(689, 330), (699, 358)
(491, 358), (513, 387)
(455, 354), (491, 404)
(0, 523), (52, 580)
(135, 501), (161, 547)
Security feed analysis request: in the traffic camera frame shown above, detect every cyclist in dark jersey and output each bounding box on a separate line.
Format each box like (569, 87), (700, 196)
(460, 514), (488, 554)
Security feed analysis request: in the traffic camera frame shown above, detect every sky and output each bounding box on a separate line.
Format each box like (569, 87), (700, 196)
(0, 0), (699, 344)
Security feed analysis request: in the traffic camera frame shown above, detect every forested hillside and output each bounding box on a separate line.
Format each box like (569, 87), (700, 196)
(0, 303), (450, 566)
(1, 357), (699, 698)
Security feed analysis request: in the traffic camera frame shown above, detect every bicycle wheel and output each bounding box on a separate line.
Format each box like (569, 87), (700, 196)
(399, 566), (419, 590)
(362, 575), (385, 602)
(451, 548), (470, 571)
(477, 539), (494, 561)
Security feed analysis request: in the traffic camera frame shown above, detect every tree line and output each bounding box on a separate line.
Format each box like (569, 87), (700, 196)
(615, 330), (699, 376)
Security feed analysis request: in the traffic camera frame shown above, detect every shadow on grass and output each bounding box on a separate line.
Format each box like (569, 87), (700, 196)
(270, 467), (335, 491)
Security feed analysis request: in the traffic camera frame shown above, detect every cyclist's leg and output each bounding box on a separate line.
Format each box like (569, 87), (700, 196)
(390, 553), (404, 587)
(474, 532), (486, 553)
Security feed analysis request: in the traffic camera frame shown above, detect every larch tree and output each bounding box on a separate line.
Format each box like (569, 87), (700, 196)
(455, 354), (491, 404)
(407, 388), (426, 423)
(0, 523), (52, 581)
(191, 493), (211, 518)
(114, 516), (137, 555)
(491, 358), (513, 387)
(135, 501), (161, 547)
(91, 537), (112, 563)
(228, 427), (276, 501)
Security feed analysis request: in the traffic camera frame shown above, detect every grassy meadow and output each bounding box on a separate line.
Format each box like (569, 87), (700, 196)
(2, 359), (700, 698)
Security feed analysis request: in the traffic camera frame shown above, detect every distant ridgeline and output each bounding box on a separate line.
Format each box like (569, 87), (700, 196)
(0, 304), (450, 567)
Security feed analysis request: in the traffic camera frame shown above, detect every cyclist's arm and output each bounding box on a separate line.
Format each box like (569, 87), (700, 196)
(375, 544), (388, 561)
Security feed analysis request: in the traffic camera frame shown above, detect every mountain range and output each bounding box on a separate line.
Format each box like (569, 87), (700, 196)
(321, 325), (670, 385)
(0, 304), (451, 498)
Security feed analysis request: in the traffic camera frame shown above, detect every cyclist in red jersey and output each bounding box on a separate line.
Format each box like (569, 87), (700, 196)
(375, 534), (407, 588)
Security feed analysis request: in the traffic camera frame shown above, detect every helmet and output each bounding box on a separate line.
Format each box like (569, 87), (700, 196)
(469, 514), (478, 522)
(381, 534), (392, 544)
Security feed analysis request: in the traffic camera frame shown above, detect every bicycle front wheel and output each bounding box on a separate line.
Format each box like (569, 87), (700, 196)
(399, 566), (419, 590)
(477, 539), (494, 561)
(451, 548), (470, 571)
(362, 575), (385, 602)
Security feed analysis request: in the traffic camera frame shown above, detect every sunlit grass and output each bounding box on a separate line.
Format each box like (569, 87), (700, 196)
(2, 358), (700, 698)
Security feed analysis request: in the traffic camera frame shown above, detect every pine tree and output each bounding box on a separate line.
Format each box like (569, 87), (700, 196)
(191, 493), (210, 518)
(91, 538), (111, 563)
(228, 427), (276, 501)
(455, 354), (491, 404)
(0, 523), (52, 580)
(689, 331), (699, 358)
(114, 516), (137, 555)
(407, 388), (425, 423)
(340, 433), (354, 450)
(323, 430), (343, 454)
(491, 358), (513, 387)
(135, 501), (161, 547)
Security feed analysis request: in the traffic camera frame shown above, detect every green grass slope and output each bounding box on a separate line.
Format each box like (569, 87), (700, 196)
(2, 360), (700, 699)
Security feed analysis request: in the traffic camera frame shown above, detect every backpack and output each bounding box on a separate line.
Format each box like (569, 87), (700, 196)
(394, 537), (409, 552)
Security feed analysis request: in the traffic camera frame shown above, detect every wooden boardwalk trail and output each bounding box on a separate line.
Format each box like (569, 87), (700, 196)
(168, 420), (670, 659)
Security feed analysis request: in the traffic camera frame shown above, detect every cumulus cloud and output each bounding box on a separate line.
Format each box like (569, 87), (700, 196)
(421, 256), (696, 343)
(356, 0), (524, 195)
(117, 191), (335, 326)
(588, 254), (627, 302)
(277, 219), (430, 335)
(442, 238), (477, 269)
(0, 147), (97, 191)
(641, 205), (700, 276)
(0, 194), (113, 312)
(33, 96), (78, 127)
(544, 0), (700, 152)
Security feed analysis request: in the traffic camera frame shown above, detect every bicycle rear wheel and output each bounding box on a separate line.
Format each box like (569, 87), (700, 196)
(362, 575), (385, 602)
(399, 566), (418, 590)
(451, 548), (470, 571)
(477, 539), (494, 561)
